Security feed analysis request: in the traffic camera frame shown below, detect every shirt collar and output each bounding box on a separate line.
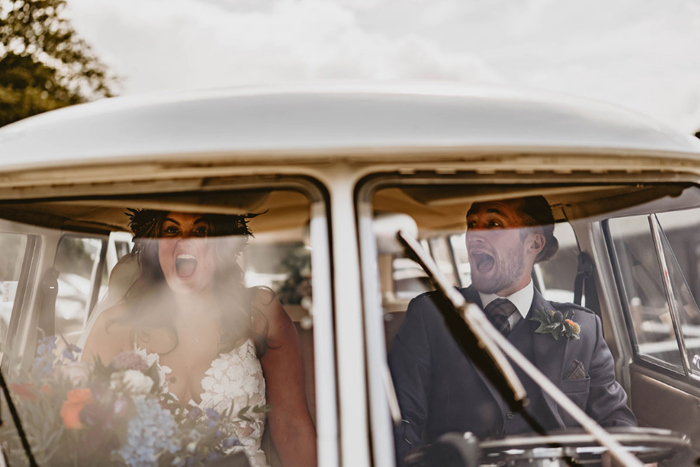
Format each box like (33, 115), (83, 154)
(478, 280), (534, 320)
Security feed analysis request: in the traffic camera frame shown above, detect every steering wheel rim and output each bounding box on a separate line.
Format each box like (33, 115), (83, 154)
(478, 427), (691, 465)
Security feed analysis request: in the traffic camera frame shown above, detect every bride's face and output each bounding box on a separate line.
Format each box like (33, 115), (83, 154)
(158, 212), (217, 295)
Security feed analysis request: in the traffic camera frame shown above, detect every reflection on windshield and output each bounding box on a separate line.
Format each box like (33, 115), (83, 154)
(384, 194), (638, 466)
(0, 196), (318, 467)
(376, 184), (700, 466)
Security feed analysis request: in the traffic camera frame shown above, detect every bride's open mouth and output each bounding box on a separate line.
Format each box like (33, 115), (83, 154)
(471, 251), (495, 274)
(175, 253), (198, 278)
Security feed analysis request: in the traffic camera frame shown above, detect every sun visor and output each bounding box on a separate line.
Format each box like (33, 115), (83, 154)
(0, 189), (313, 233)
(375, 183), (692, 231)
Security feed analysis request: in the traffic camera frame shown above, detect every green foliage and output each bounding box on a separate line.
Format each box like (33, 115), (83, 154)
(530, 307), (580, 340)
(0, 0), (117, 127)
(236, 404), (271, 423)
(276, 246), (312, 306)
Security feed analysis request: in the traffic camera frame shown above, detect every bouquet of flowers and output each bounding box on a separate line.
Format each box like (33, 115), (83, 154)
(0, 336), (264, 466)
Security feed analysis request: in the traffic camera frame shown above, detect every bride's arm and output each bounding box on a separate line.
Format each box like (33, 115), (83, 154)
(254, 289), (317, 467)
(81, 305), (133, 364)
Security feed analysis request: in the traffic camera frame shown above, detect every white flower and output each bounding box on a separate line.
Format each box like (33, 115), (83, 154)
(133, 347), (171, 393)
(241, 374), (261, 398)
(225, 359), (246, 382)
(111, 369), (154, 395)
(58, 361), (92, 387)
(134, 347), (159, 368)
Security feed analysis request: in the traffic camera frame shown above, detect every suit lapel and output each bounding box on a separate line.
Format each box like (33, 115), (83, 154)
(528, 290), (567, 426)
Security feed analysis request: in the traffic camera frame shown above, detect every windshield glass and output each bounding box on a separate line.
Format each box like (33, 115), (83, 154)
(368, 181), (700, 466)
(0, 187), (320, 467)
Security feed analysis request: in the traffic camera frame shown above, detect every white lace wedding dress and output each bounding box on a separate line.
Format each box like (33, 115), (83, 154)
(193, 339), (269, 467)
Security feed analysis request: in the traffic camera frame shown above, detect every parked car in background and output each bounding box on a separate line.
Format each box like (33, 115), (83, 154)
(0, 83), (700, 466)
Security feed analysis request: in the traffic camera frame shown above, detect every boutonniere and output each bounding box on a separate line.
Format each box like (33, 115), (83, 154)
(530, 308), (580, 340)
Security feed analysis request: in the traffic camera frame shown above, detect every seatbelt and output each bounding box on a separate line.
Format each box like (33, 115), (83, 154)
(37, 267), (59, 337)
(573, 253), (594, 307)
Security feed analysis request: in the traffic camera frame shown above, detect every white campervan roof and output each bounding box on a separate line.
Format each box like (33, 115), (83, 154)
(0, 83), (699, 172)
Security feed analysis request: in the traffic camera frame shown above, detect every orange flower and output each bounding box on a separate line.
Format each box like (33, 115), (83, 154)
(60, 388), (92, 429)
(565, 319), (581, 334)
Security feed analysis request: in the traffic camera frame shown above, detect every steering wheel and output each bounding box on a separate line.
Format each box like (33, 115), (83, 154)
(478, 427), (691, 465)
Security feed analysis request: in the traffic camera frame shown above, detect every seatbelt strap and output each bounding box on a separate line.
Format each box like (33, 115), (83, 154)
(573, 253), (594, 306)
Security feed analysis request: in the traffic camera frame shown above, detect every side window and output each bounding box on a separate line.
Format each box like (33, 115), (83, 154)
(392, 239), (433, 300)
(0, 233), (28, 344)
(656, 210), (700, 375)
(607, 214), (694, 373)
(53, 236), (106, 341)
(244, 240), (313, 321)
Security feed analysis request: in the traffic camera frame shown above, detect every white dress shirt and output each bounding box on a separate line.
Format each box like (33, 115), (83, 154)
(478, 280), (534, 329)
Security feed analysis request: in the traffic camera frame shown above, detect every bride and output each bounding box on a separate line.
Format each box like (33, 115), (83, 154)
(82, 209), (317, 467)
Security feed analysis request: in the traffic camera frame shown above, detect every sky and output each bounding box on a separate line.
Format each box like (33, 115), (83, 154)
(66, 0), (700, 133)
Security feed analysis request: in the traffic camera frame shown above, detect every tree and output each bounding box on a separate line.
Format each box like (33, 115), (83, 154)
(0, 0), (117, 127)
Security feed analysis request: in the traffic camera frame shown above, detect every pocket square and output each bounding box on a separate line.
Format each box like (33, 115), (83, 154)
(563, 359), (586, 380)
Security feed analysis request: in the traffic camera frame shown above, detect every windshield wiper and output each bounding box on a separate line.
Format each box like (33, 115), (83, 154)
(396, 230), (643, 467)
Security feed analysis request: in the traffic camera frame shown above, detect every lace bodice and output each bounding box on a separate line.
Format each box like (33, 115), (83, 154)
(193, 339), (269, 467)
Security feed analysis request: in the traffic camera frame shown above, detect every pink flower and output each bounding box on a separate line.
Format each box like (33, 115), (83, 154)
(112, 352), (149, 372)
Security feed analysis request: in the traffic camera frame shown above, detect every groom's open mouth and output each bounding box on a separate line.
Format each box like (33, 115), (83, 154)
(175, 253), (198, 278)
(471, 251), (495, 274)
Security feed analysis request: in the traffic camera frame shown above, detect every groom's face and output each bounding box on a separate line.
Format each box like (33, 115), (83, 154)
(465, 200), (534, 296)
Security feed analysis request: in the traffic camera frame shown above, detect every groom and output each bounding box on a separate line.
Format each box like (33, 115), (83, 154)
(388, 195), (637, 465)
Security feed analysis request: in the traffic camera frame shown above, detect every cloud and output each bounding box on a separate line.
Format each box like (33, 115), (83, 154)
(66, 0), (501, 94)
(66, 0), (700, 132)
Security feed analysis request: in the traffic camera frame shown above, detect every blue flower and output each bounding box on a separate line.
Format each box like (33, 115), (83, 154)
(222, 436), (240, 449)
(115, 397), (181, 467)
(187, 406), (202, 420)
(32, 336), (60, 375)
(205, 408), (220, 421)
(62, 348), (76, 361)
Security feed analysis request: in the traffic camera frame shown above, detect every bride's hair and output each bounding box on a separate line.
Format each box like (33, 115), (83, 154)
(115, 209), (268, 356)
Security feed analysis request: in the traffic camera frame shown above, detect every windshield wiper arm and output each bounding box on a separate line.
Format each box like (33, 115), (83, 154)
(0, 366), (38, 466)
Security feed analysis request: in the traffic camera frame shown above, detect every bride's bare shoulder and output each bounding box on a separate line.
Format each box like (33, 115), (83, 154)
(81, 304), (132, 363)
(249, 286), (294, 336)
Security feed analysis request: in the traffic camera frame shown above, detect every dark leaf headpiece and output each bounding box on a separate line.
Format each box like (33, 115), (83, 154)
(126, 208), (262, 238)
(125, 208), (166, 238)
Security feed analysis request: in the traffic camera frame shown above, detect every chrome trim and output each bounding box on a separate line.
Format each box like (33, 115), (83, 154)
(648, 214), (692, 376)
(309, 200), (340, 467)
(357, 199), (398, 467)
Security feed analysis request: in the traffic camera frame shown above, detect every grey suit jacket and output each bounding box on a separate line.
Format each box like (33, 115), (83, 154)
(388, 286), (637, 465)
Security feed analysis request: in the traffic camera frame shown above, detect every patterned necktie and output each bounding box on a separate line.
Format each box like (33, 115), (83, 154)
(484, 298), (518, 337)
